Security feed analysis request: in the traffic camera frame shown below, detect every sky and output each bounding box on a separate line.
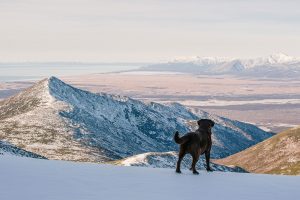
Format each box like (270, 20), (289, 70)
(0, 0), (299, 62)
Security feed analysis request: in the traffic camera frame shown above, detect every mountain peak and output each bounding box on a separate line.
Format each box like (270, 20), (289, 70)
(33, 76), (66, 88)
(48, 76), (61, 83)
(48, 75), (66, 86)
(267, 53), (296, 64)
(22, 76), (67, 100)
(28, 76), (64, 92)
(47, 76), (68, 90)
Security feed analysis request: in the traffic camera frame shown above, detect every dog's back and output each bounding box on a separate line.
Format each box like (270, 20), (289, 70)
(175, 130), (209, 153)
(174, 131), (194, 145)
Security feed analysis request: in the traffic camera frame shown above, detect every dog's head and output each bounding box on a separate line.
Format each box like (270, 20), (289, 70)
(197, 119), (215, 130)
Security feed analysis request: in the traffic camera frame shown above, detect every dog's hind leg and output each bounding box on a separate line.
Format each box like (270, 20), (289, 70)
(205, 151), (213, 172)
(191, 154), (199, 175)
(176, 148), (185, 173)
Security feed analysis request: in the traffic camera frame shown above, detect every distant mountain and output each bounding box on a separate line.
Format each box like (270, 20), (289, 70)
(215, 126), (300, 175)
(113, 151), (246, 173)
(0, 140), (45, 159)
(140, 53), (300, 78)
(0, 77), (272, 162)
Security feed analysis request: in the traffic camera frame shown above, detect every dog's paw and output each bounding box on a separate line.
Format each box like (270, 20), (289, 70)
(193, 171), (199, 175)
(206, 168), (213, 172)
(176, 170), (182, 174)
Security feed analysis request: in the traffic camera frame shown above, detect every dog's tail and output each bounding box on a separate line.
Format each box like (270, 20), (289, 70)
(174, 131), (189, 144)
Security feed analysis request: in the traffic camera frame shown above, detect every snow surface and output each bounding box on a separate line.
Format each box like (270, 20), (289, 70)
(0, 155), (299, 200)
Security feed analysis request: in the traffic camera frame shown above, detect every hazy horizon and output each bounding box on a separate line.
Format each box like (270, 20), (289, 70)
(0, 62), (143, 82)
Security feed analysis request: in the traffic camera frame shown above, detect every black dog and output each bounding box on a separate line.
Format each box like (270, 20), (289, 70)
(174, 119), (215, 174)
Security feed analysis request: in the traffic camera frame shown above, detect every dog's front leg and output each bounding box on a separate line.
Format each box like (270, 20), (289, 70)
(205, 151), (213, 172)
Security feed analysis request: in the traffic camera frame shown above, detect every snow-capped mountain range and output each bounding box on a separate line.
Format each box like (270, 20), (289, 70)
(140, 53), (300, 78)
(0, 77), (272, 162)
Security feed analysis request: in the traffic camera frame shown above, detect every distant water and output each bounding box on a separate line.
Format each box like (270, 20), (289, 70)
(0, 62), (144, 82)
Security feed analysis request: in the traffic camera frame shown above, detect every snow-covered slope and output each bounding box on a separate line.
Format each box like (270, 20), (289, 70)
(140, 53), (300, 78)
(0, 155), (299, 200)
(113, 151), (246, 173)
(0, 140), (45, 159)
(0, 77), (272, 162)
(215, 126), (300, 175)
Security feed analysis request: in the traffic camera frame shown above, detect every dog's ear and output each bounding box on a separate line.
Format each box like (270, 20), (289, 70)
(210, 120), (215, 127)
(197, 119), (202, 126)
